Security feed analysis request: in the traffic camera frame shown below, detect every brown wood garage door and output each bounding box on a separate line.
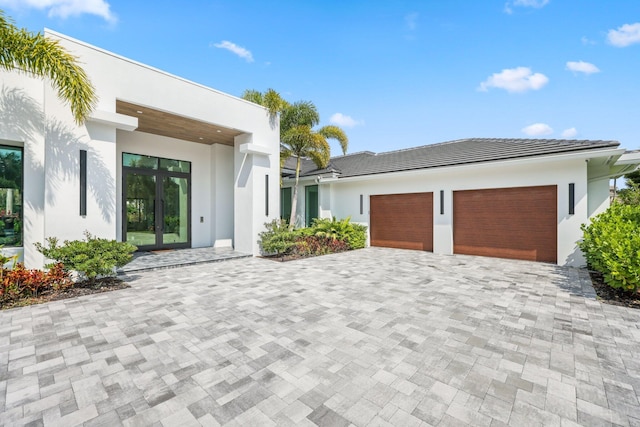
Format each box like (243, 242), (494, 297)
(370, 193), (433, 251)
(453, 185), (557, 263)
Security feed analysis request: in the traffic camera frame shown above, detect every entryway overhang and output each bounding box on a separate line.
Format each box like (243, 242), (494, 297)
(115, 100), (244, 146)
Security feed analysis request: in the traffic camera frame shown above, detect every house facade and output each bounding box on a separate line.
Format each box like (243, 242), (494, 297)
(1, 30), (280, 268)
(282, 138), (640, 267)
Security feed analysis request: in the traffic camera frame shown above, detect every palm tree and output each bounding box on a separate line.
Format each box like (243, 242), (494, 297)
(242, 90), (348, 229)
(0, 9), (97, 124)
(280, 101), (347, 228)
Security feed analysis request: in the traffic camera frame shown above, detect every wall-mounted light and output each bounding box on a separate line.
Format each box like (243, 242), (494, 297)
(440, 190), (444, 215)
(360, 194), (363, 215)
(569, 183), (575, 215)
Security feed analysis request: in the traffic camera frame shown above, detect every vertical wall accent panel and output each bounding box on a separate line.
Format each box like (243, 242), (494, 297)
(79, 150), (87, 216)
(360, 194), (363, 215)
(265, 175), (269, 216)
(440, 190), (444, 215)
(569, 183), (575, 215)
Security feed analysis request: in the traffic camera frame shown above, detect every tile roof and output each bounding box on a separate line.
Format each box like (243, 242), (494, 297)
(283, 138), (620, 179)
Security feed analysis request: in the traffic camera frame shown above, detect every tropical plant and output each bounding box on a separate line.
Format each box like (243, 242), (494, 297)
(292, 236), (349, 257)
(0, 9), (97, 124)
(35, 231), (137, 283)
(310, 216), (367, 249)
(579, 203), (640, 292)
(281, 104), (347, 228)
(242, 89), (348, 229)
(257, 219), (299, 255)
(242, 88), (290, 123)
(0, 262), (71, 306)
(625, 169), (640, 187)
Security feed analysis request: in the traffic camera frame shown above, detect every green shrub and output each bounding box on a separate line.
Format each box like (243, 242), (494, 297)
(310, 216), (367, 250)
(258, 219), (299, 255)
(35, 231), (137, 283)
(347, 223), (368, 249)
(579, 203), (640, 292)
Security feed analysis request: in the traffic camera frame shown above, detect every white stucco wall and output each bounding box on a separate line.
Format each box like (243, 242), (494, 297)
(586, 163), (612, 218)
(0, 30), (279, 267)
(0, 72), (45, 266)
(46, 30), (280, 256)
(284, 153), (621, 267)
(212, 144), (234, 248)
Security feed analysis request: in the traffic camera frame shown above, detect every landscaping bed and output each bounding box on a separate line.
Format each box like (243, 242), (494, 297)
(1, 277), (129, 310)
(259, 217), (366, 261)
(588, 269), (640, 309)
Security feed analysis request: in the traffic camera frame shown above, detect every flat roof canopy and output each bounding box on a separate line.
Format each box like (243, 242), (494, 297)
(116, 100), (243, 146)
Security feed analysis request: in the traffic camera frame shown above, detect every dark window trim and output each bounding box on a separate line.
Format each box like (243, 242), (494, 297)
(0, 144), (24, 247)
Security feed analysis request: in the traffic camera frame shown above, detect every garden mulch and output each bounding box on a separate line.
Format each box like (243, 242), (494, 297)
(588, 269), (640, 309)
(0, 277), (129, 310)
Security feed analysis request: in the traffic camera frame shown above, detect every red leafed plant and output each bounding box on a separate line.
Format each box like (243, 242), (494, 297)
(0, 262), (72, 305)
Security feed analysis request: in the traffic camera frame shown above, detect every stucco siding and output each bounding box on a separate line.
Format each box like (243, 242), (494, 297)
(289, 155), (591, 266)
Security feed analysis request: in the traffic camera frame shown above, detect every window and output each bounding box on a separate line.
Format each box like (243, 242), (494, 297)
(0, 145), (22, 246)
(281, 187), (292, 220)
(305, 185), (318, 227)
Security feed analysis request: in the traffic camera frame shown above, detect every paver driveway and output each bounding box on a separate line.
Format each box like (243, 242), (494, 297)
(1, 248), (640, 426)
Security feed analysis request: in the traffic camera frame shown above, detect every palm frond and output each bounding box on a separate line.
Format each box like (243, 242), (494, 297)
(280, 101), (319, 134)
(307, 133), (330, 169)
(241, 89), (264, 105)
(318, 125), (348, 155)
(0, 10), (97, 124)
(264, 88), (289, 114)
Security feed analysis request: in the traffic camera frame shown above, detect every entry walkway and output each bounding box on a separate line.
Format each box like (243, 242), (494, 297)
(116, 246), (250, 274)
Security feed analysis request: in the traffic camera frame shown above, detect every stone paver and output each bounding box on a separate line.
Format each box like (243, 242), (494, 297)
(2, 247), (640, 426)
(117, 247), (250, 274)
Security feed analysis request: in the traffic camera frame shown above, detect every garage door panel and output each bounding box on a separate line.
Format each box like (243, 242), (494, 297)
(453, 185), (557, 263)
(370, 193), (433, 251)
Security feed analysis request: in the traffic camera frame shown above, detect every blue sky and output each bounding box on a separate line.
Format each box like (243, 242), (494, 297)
(2, 0), (640, 155)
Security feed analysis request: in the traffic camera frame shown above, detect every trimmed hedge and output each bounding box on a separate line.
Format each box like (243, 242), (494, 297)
(579, 203), (640, 292)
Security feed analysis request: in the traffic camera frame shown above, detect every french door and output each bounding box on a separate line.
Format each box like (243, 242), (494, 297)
(123, 154), (191, 250)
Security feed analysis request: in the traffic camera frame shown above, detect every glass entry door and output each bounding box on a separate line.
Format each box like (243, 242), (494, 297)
(123, 154), (191, 250)
(161, 176), (189, 245)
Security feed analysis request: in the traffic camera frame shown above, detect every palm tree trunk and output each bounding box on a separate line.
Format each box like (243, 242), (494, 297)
(289, 157), (301, 230)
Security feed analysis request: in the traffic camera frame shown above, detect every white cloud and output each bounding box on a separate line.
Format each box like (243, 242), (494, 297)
(0, 0), (116, 23)
(212, 41), (254, 62)
(581, 36), (596, 46)
(504, 0), (549, 13)
(513, 0), (549, 7)
(478, 67), (549, 93)
(522, 123), (553, 136)
(405, 12), (418, 31)
(561, 128), (578, 138)
(330, 113), (363, 128)
(607, 23), (640, 47)
(566, 60), (600, 75)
